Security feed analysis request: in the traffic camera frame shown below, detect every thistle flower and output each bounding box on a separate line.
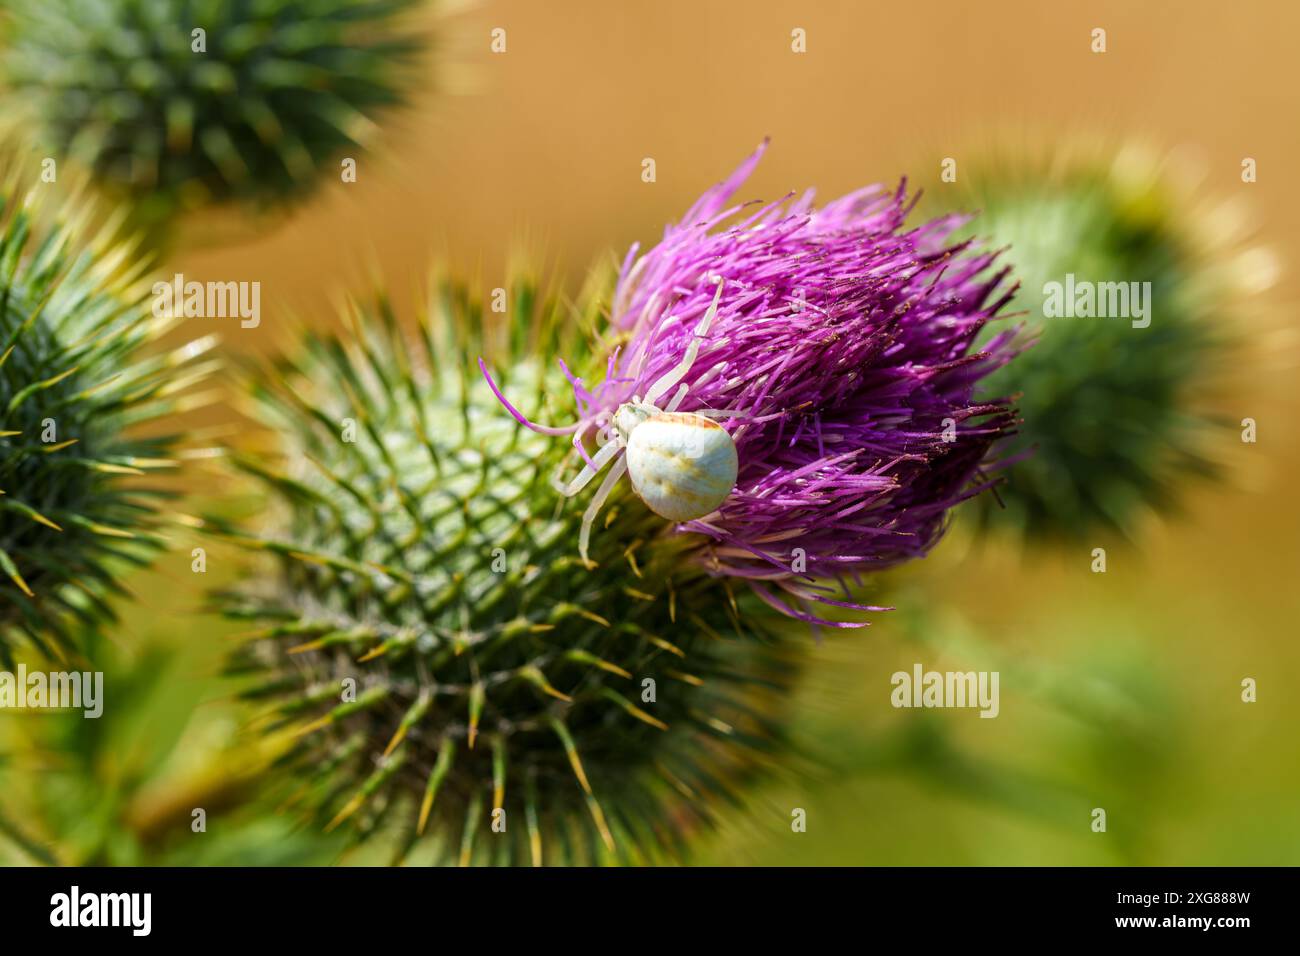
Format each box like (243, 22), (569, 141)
(926, 142), (1275, 541)
(209, 275), (802, 865)
(0, 176), (211, 663)
(485, 143), (1020, 622)
(0, 0), (423, 224)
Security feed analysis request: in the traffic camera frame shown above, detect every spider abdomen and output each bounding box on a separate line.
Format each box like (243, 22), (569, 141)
(625, 413), (737, 522)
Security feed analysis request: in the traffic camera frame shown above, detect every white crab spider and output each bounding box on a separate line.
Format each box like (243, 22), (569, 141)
(564, 278), (739, 563)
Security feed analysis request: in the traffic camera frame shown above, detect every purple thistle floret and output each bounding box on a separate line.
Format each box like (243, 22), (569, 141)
(483, 142), (1020, 624)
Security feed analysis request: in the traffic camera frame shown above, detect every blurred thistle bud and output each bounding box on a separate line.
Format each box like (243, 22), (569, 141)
(0, 0), (425, 229)
(926, 141), (1278, 542)
(0, 173), (211, 662)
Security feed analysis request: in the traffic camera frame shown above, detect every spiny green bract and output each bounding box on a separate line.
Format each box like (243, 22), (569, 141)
(931, 147), (1254, 541)
(0, 179), (210, 663)
(211, 276), (801, 865)
(0, 0), (423, 222)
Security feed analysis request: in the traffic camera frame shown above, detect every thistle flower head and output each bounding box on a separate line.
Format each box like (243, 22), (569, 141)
(487, 143), (1020, 620)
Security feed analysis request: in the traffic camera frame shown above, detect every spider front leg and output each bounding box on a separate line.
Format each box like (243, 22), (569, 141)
(663, 384), (690, 412)
(643, 278), (724, 406)
(579, 455), (628, 565)
(562, 436), (622, 497)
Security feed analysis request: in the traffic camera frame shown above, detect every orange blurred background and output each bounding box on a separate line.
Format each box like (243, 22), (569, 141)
(178, 0), (1299, 339)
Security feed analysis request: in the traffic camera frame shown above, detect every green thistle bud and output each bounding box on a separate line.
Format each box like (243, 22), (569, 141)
(928, 144), (1272, 541)
(0, 0), (424, 224)
(0, 176), (211, 663)
(210, 273), (801, 865)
